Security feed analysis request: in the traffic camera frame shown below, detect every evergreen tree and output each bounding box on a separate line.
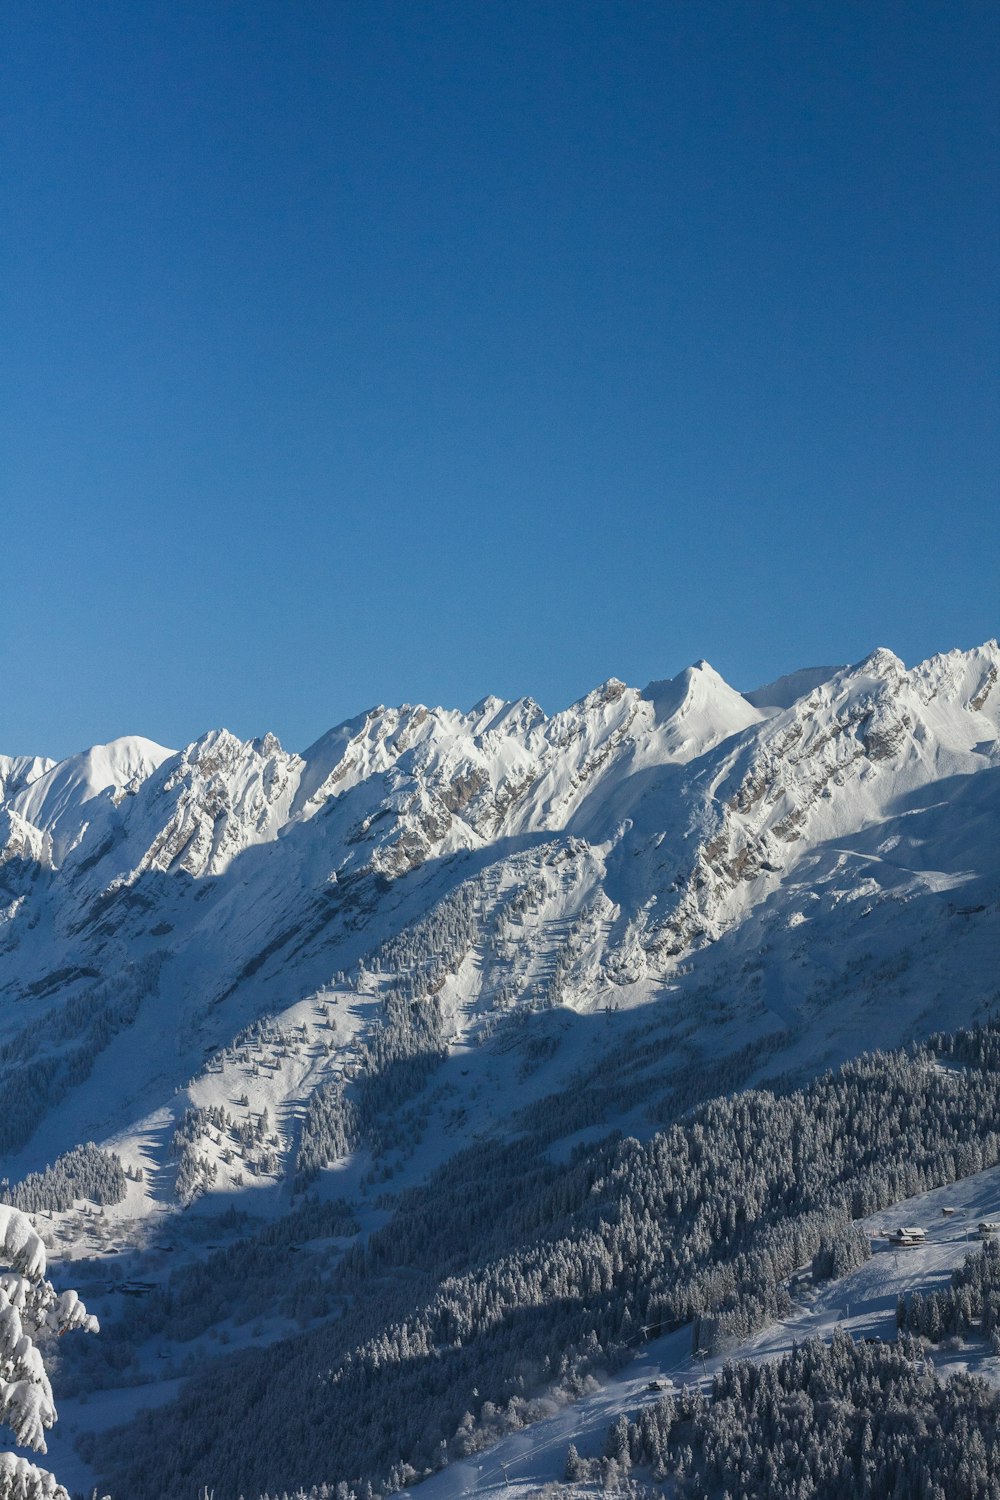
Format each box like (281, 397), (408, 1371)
(0, 1205), (99, 1499)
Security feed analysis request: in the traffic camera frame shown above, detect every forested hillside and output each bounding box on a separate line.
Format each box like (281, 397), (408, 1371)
(575, 1332), (1000, 1500)
(91, 1023), (1000, 1498)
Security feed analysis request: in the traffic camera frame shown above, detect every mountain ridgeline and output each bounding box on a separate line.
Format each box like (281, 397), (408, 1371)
(0, 641), (996, 1171)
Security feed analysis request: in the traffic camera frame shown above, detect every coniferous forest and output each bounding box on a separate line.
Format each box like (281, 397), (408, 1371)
(82, 1022), (1000, 1499)
(574, 1331), (1000, 1500)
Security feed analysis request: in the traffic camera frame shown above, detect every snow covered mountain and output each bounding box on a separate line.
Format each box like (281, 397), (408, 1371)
(0, 641), (997, 1186)
(2, 639), (998, 1499)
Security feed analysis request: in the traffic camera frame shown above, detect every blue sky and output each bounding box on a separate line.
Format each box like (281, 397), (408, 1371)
(3, 2), (997, 758)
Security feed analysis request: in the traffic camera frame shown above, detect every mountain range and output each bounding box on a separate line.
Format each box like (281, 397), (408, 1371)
(1, 639), (998, 1497)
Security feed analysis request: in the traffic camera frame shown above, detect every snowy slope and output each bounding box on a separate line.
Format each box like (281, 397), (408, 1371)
(743, 664), (843, 713)
(0, 641), (996, 1198)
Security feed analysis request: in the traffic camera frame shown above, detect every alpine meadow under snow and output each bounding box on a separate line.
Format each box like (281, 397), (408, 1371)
(0, 641), (997, 1498)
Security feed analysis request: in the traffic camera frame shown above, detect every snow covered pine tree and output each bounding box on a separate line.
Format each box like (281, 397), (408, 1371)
(0, 1204), (98, 1499)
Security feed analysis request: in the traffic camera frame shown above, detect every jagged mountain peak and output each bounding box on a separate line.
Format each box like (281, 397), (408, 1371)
(644, 657), (751, 714)
(472, 695), (546, 739)
(0, 638), (994, 940)
(640, 660), (762, 761)
(912, 639), (1000, 722)
(856, 645), (907, 677)
(591, 675), (629, 700)
(0, 753), (55, 805)
(167, 725), (294, 779)
(628, 639), (1000, 961)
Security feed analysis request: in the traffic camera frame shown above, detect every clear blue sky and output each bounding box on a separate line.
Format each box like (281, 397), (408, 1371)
(3, 2), (997, 758)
